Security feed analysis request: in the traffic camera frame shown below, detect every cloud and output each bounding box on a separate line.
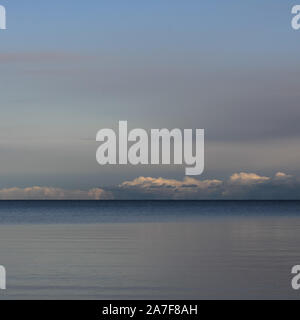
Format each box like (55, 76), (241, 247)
(274, 172), (292, 180)
(121, 176), (222, 189)
(223, 172), (299, 199)
(228, 172), (270, 185)
(0, 186), (113, 200)
(0, 172), (298, 200)
(119, 176), (223, 199)
(118, 172), (300, 200)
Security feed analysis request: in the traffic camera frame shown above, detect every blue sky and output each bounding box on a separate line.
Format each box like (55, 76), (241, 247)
(0, 1), (300, 198)
(2, 1), (297, 53)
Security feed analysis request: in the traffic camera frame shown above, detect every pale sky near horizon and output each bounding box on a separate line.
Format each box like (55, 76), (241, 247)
(0, 1), (300, 199)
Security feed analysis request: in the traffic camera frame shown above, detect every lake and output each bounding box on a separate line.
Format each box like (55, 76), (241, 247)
(0, 201), (299, 299)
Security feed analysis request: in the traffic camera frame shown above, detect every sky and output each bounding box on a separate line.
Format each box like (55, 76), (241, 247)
(0, 1), (300, 199)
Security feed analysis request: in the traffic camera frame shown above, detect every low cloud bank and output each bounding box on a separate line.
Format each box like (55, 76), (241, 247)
(119, 176), (223, 199)
(0, 172), (298, 200)
(0, 186), (113, 200)
(118, 172), (299, 200)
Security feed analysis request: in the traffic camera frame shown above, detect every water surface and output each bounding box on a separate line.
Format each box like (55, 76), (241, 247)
(0, 201), (299, 299)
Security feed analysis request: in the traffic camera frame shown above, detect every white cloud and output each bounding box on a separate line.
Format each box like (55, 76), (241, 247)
(0, 172), (296, 200)
(119, 176), (223, 199)
(0, 186), (113, 200)
(119, 172), (298, 199)
(274, 172), (292, 180)
(121, 176), (222, 188)
(228, 172), (270, 185)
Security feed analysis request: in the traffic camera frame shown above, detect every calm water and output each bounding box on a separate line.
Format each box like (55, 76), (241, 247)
(0, 201), (299, 299)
